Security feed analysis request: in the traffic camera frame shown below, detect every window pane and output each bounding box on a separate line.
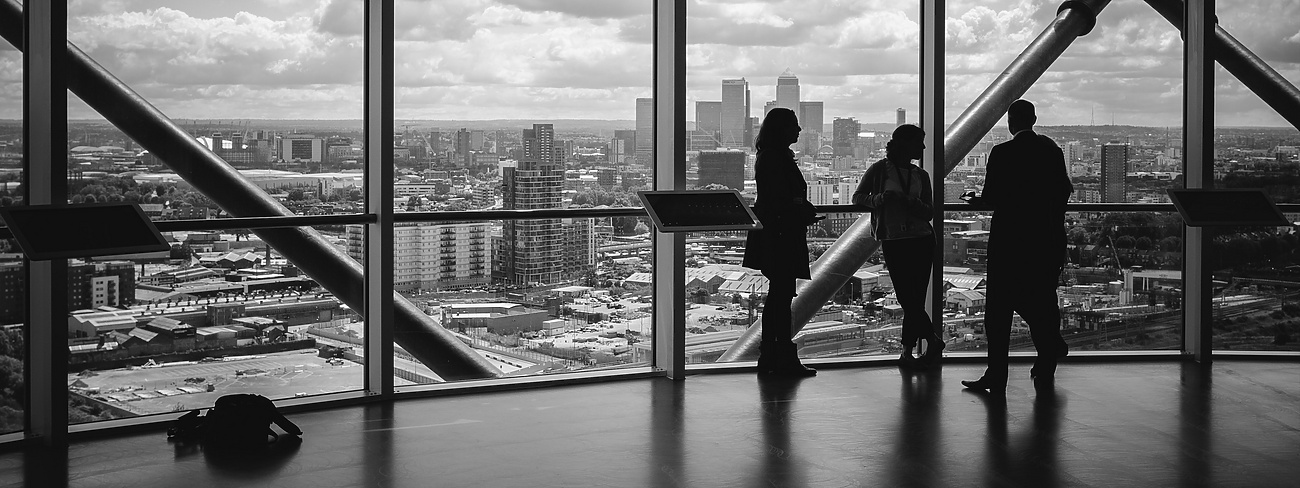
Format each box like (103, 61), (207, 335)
(378, 218), (649, 385)
(1210, 1), (1300, 352)
(0, 254), (22, 434)
(688, 0), (920, 365)
(68, 226), (363, 424)
(938, 210), (1187, 353)
(945, 2), (1186, 206)
(393, 1), (652, 209)
(0, 28), (22, 435)
(67, 1), (364, 215)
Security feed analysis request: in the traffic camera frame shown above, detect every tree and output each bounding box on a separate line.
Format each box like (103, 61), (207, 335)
(1135, 236), (1153, 251)
(1159, 236), (1181, 252)
(1067, 226), (1091, 245)
(633, 221), (650, 235)
(1114, 235), (1135, 249)
(288, 189), (306, 201)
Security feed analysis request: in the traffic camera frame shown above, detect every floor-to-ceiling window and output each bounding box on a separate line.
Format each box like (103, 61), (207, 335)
(0, 12), (23, 433)
(1209, 0), (1300, 352)
(687, 0), (921, 366)
(389, 0), (655, 384)
(62, 0), (367, 423)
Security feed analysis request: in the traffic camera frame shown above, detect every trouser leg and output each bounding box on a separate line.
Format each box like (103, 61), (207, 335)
(883, 237), (934, 350)
(983, 277), (1013, 381)
(1021, 267), (1066, 375)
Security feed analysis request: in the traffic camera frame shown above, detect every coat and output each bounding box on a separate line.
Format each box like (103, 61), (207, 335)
(852, 158), (934, 241)
(742, 148), (815, 279)
(982, 130), (1074, 272)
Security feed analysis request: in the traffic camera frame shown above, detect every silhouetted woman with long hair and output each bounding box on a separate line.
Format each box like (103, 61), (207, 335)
(742, 107), (818, 377)
(853, 124), (942, 368)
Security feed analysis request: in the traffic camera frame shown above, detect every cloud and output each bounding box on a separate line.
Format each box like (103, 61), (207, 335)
(496, 0), (647, 20)
(2, 0), (1295, 126)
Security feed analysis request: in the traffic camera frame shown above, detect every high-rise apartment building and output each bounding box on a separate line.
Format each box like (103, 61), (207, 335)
(833, 117), (860, 157)
(697, 150), (746, 190)
(1101, 141), (1129, 203)
(522, 124), (556, 166)
(347, 222), (490, 292)
(497, 124), (565, 286)
(776, 69), (799, 112)
(561, 218), (597, 283)
(635, 98), (654, 165)
(611, 130), (636, 166)
(896, 108), (906, 127)
(721, 78), (750, 148)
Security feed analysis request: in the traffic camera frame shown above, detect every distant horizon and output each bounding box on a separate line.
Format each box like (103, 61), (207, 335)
(20, 119), (1299, 131)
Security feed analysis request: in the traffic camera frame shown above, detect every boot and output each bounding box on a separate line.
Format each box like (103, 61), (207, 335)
(771, 342), (816, 377)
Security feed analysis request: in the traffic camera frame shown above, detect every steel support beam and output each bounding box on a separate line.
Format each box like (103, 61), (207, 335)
(652, 0), (687, 379)
(719, 0), (1112, 362)
(921, 0), (946, 352)
(1182, 0), (1214, 362)
(1145, 0), (1300, 131)
(22, 0), (67, 446)
(363, 0), (396, 395)
(0, 0), (501, 380)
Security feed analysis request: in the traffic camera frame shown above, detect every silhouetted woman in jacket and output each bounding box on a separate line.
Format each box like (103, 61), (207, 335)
(853, 124), (942, 368)
(742, 107), (818, 377)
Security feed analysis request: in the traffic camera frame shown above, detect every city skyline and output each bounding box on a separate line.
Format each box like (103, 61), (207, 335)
(0, 0), (1294, 127)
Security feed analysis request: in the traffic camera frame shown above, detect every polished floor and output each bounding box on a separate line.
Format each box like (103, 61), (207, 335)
(2, 360), (1298, 487)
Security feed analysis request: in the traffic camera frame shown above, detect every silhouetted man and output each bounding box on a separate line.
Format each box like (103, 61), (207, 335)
(961, 99), (1072, 393)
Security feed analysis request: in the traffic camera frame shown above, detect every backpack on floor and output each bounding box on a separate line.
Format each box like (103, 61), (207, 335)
(167, 393), (302, 446)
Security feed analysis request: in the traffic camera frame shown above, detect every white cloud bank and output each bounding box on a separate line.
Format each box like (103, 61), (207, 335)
(0, 0), (1293, 127)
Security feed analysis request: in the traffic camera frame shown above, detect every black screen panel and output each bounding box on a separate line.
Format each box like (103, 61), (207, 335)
(0, 204), (170, 260)
(637, 190), (761, 232)
(1167, 189), (1290, 227)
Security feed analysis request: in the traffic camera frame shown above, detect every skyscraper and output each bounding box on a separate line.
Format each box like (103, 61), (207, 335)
(695, 101), (721, 138)
(776, 69), (799, 112)
(696, 150), (746, 190)
(1101, 141), (1129, 203)
(721, 78), (750, 148)
(635, 98), (654, 165)
(896, 108), (906, 127)
(832, 117), (860, 157)
(798, 101), (823, 134)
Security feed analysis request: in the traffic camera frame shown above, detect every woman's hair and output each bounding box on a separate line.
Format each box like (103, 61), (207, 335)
(754, 107), (799, 151)
(885, 124), (924, 160)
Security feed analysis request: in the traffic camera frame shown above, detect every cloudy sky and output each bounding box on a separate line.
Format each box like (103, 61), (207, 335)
(0, 0), (1297, 127)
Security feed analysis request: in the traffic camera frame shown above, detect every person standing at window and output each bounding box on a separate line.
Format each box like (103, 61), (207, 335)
(960, 99), (1073, 393)
(742, 108), (819, 377)
(853, 124), (942, 369)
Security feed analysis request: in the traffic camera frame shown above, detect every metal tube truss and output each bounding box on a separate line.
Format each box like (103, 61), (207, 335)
(0, 0), (502, 380)
(1144, 0), (1300, 130)
(719, 0), (1113, 361)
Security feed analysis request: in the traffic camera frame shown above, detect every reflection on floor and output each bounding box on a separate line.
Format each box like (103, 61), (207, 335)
(3, 360), (1299, 487)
